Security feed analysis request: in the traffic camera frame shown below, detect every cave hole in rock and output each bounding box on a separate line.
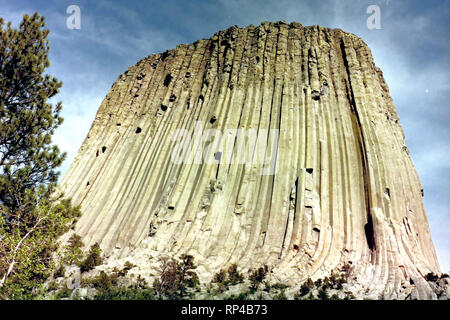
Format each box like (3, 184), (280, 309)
(163, 74), (172, 87)
(102, 146), (107, 153)
(256, 56), (260, 63)
(313, 227), (320, 233)
(168, 206), (175, 210)
(136, 127), (142, 134)
(311, 90), (320, 101)
(199, 94), (204, 102)
(210, 116), (217, 124)
(116, 123), (121, 126)
(161, 104), (168, 111)
(293, 244), (299, 250)
(169, 94), (176, 102)
(385, 188), (390, 199)
(364, 215), (376, 251)
(96, 150), (99, 157)
(86, 181), (90, 187)
(185, 72), (191, 78)
(306, 168), (313, 174)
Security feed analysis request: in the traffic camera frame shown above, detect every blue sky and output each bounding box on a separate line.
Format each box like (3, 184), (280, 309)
(1, 0), (448, 271)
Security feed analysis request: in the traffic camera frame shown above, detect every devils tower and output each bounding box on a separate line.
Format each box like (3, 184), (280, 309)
(59, 21), (443, 299)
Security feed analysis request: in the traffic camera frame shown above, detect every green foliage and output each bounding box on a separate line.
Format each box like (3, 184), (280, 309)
(124, 261), (135, 271)
(92, 285), (155, 300)
(0, 198), (80, 299)
(273, 290), (288, 300)
(0, 12), (65, 216)
(314, 278), (322, 288)
(344, 291), (356, 300)
(78, 243), (102, 273)
(54, 265), (65, 278)
(329, 271), (345, 290)
(54, 282), (72, 299)
(211, 263), (244, 293)
(299, 278), (313, 297)
(153, 254), (199, 300)
(113, 261), (136, 277)
(425, 272), (439, 282)
(0, 13), (81, 300)
(77, 271), (154, 300)
(318, 288), (330, 300)
(59, 234), (85, 267)
(330, 293), (341, 300)
(226, 264), (244, 285)
(294, 274), (354, 300)
(248, 265), (269, 292)
(226, 290), (250, 300)
(212, 269), (227, 284)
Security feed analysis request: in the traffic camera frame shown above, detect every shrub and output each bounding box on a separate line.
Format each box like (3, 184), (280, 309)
(425, 273), (439, 282)
(211, 263), (244, 294)
(212, 269), (227, 284)
(226, 264), (244, 285)
(54, 265), (65, 278)
(274, 291), (287, 300)
(79, 243), (102, 273)
(318, 288), (329, 300)
(248, 265), (269, 292)
(314, 278), (322, 287)
(299, 278), (313, 296)
(153, 254), (199, 299)
(330, 293), (341, 300)
(59, 233), (85, 267)
(55, 282), (72, 299)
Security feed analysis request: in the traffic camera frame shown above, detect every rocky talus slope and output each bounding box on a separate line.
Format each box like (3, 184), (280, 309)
(59, 21), (444, 299)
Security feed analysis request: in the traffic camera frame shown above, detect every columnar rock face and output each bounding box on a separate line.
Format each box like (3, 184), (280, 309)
(60, 21), (441, 299)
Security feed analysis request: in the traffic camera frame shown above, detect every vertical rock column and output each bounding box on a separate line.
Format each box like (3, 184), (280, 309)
(60, 21), (441, 299)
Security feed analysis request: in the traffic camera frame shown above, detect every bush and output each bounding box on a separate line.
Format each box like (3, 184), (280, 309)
(248, 265), (269, 292)
(58, 233), (85, 268)
(79, 243), (102, 273)
(299, 278), (313, 296)
(153, 254), (199, 299)
(226, 264), (244, 285)
(54, 265), (65, 278)
(55, 282), (72, 299)
(318, 288), (329, 300)
(81, 272), (155, 300)
(0, 198), (80, 299)
(425, 273), (439, 282)
(211, 263), (244, 293)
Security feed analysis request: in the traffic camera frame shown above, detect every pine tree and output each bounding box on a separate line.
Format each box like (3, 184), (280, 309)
(0, 12), (64, 218)
(0, 13), (80, 299)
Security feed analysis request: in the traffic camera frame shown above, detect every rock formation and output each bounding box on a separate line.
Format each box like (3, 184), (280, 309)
(59, 21), (442, 299)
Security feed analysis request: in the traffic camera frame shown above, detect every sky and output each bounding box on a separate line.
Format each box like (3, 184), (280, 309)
(1, 0), (448, 272)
